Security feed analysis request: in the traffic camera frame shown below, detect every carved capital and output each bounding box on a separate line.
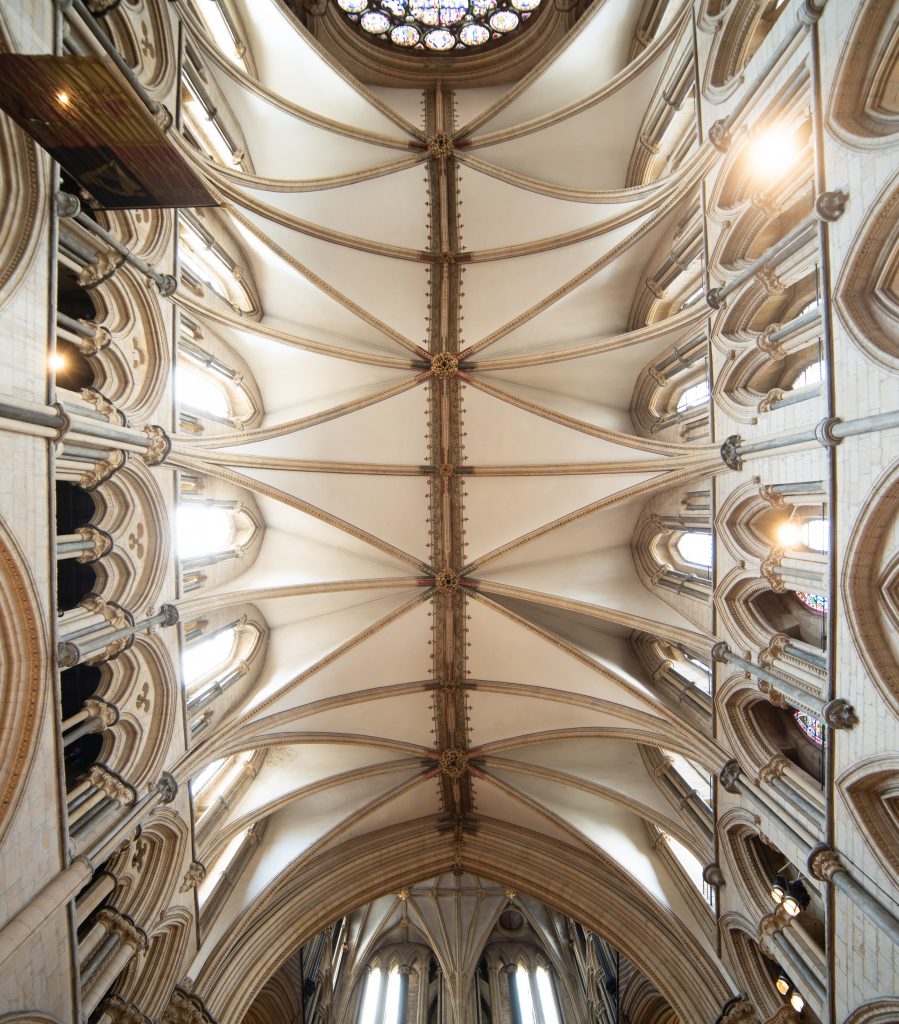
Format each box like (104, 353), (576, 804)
(156, 771), (178, 804)
(823, 698), (857, 730)
(756, 324), (785, 361)
(807, 842), (843, 882)
(82, 447), (126, 490)
(88, 764), (137, 806)
(160, 988), (219, 1024)
(179, 861), (207, 892)
(99, 995), (151, 1024)
(431, 351), (458, 379)
(757, 681), (790, 709)
(708, 120), (732, 152)
(814, 188), (848, 222)
(75, 526), (113, 563)
(96, 909), (148, 951)
(141, 424), (171, 466)
(761, 547), (787, 592)
(710, 641), (730, 664)
(651, 659), (674, 684)
(758, 388), (786, 413)
(706, 286), (724, 309)
(718, 996), (758, 1024)
(57, 640), (82, 669)
(758, 484), (786, 508)
(159, 604), (180, 628)
(719, 759), (743, 794)
(755, 267), (784, 296)
(720, 434), (743, 470)
(759, 633), (790, 667)
(758, 754), (790, 786)
(83, 697), (119, 729)
(648, 365), (669, 388)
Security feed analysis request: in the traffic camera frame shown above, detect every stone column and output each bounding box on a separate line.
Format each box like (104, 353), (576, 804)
(0, 855), (94, 969)
(56, 526), (112, 562)
(81, 910), (148, 1015)
(58, 603), (179, 668)
(62, 697), (119, 746)
(712, 642), (854, 728)
(808, 844), (899, 946)
(757, 756), (824, 830)
(76, 870), (117, 925)
(719, 762), (815, 859)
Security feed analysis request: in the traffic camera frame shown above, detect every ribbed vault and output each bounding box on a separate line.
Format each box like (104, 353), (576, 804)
(167, 0), (731, 1018)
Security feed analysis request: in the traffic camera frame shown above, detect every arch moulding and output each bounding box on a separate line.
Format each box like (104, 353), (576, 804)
(191, 818), (734, 1024)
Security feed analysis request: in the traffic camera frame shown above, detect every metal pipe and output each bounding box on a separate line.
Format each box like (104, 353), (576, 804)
(769, 307), (822, 344)
(67, 0), (160, 115)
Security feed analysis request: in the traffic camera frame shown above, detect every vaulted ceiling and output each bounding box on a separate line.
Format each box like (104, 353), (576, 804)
(171, 0), (725, 1003)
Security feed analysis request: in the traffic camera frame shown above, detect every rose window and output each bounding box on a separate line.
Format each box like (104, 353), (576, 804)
(336, 0), (541, 51)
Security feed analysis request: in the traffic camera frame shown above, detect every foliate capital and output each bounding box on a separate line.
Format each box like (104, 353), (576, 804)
(96, 909), (148, 951)
(708, 120), (732, 152)
(84, 697), (120, 729)
(718, 996), (758, 1024)
(179, 861), (206, 892)
(141, 424), (172, 465)
(807, 842), (843, 882)
(757, 754), (789, 786)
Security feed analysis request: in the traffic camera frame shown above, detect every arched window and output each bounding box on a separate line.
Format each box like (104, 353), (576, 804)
(192, 0), (248, 70)
(676, 531), (713, 568)
(198, 827), (250, 905)
(535, 966), (561, 1024)
(667, 835), (713, 906)
(177, 505), (235, 560)
(676, 379), (710, 412)
(178, 215), (258, 316)
(790, 360), (824, 390)
(795, 591), (828, 614)
(794, 712), (824, 747)
(800, 518), (828, 553)
(182, 627), (236, 688)
(515, 965), (537, 1024)
(190, 756), (225, 796)
(176, 362), (232, 420)
(382, 965), (402, 1024)
(359, 966), (383, 1024)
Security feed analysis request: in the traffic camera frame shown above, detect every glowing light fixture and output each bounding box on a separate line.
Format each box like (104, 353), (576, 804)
(769, 875), (787, 904)
(56, 90), (70, 107)
(775, 520), (802, 548)
(775, 973), (790, 996)
(750, 127), (798, 178)
(48, 353), (66, 371)
(790, 991), (805, 1012)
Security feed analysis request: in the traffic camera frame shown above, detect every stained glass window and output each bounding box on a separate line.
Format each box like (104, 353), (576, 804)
(794, 711), (824, 746)
(795, 591), (828, 614)
(335, 0), (540, 51)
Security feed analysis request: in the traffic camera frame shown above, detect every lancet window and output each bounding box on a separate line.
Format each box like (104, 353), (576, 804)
(511, 961), (561, 1024)
(176, 317), (260, 433)
(190, 0), (250, 71)
(180, 43), (247, 168)
(178, 215), (257, 316)
(176, 501), (258, 563)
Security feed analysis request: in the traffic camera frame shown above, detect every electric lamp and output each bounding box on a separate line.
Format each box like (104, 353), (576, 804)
(775, 520), (802, 549)
(49, 353), (66, 372)
(750, 127), (798, 178)
(775, 973), (790, 996)
(790, 991), (805, 1012)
